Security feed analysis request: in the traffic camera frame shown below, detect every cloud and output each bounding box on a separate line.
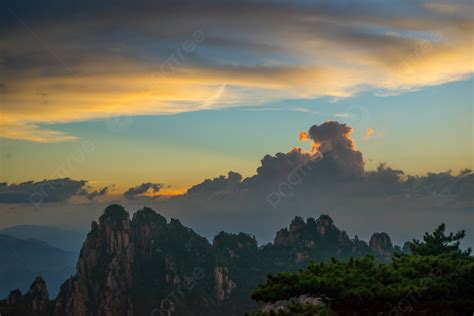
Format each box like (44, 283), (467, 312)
(170, 121), (366, 204)
(178, 121), (471, 203)
(84, 186), (111, 200)
(0, 178), (99, 204)
(0, 123), (78, 143)
(187, 172), (242, 196)
(306, 121), (364, 177)
(123, 183), (162, 200)
(0, 0), (472, 141)
(365, 128), (374, 138)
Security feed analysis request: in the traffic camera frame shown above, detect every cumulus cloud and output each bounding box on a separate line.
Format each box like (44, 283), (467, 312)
(187, 172), (242, 196)
(0, 0), (472, 141)
(123, 183), (162, 200)
(0, 178), (102, 205)
(307, 121), (364, 177)
(177, 121), (472, 204)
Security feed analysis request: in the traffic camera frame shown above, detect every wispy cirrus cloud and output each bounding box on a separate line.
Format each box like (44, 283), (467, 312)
(1, 0), (472, 142)
(1, 123), (78, 143)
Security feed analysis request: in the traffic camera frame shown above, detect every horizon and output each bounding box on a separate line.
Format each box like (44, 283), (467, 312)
(2, 204), (471, 251)
(1, 0), (472, 250)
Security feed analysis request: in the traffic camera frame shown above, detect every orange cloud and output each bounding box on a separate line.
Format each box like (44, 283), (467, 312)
(366, 128), (374, 138)
(364, 127), (385, 141)
(299, 131), (310, 141)
(311, 142), (321, 154)
(155, 187), (187, 197)
(1, 2), (472, 142)
(297, 130), (322, 155)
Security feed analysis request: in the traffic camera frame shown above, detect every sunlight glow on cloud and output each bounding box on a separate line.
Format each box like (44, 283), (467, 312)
(1, 123), (79, 143)
(366, 128), (374, 138)
(0, 0), (472, 142)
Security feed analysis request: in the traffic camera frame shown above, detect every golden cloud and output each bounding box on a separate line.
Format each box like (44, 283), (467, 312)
(1, 1), (472, 142)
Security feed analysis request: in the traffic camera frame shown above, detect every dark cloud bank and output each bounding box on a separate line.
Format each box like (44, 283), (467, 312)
(123, 183), (161, 200)
(0, 178), (108, 205)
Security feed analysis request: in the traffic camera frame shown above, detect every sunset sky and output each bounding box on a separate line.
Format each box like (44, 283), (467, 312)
(2, 80), (472, 193)
(0, 1), (473, 243)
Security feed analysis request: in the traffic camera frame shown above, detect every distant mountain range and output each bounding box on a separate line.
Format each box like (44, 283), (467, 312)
(0, 204), (408, 315)
(0, 234), (77, 298)
(0, 225), (85, 252)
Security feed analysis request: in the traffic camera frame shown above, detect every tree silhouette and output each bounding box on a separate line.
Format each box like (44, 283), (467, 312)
(410, 224), (471, 257)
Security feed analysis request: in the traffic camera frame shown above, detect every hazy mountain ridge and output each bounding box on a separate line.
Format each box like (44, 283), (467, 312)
(0, 204), (404, 315)
(0, 234), (77, 298)
(0, 225), (85, 252)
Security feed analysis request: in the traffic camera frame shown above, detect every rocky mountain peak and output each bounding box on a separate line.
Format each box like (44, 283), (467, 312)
(369, 232), (393, 258)
(289, 216), (306, 232)
(214, 232), (258, 258)
(25, 277), (49, 314)
(132, 206), (166, 226)
(27, 276), (48, 295)
(2, 205), (401, 316)
(6, 289), (22, 305)
(132, 207), (167, 258)
(274, 215), (339, 246)
(55, 205), (134, 316)
(101, 204), (129, 229)
(315, 214), (334, 236)
(1, 277), (50, 315)
(274, 214), (339, 246)
(316, 214), (333, 226)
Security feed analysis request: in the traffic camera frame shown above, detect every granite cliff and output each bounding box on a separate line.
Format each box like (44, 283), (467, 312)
(0, 204), (401, 315)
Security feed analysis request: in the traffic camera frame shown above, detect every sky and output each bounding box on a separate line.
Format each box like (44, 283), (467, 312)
(0, 0), (473, 245)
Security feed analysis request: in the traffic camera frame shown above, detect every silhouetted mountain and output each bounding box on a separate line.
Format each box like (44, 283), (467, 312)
(0, 225), (85, 252)
(0, 277), (51, 316)
(369, 232), (394, 259)
(0, 234), (77, 298)
(1, 205), (405, 315)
